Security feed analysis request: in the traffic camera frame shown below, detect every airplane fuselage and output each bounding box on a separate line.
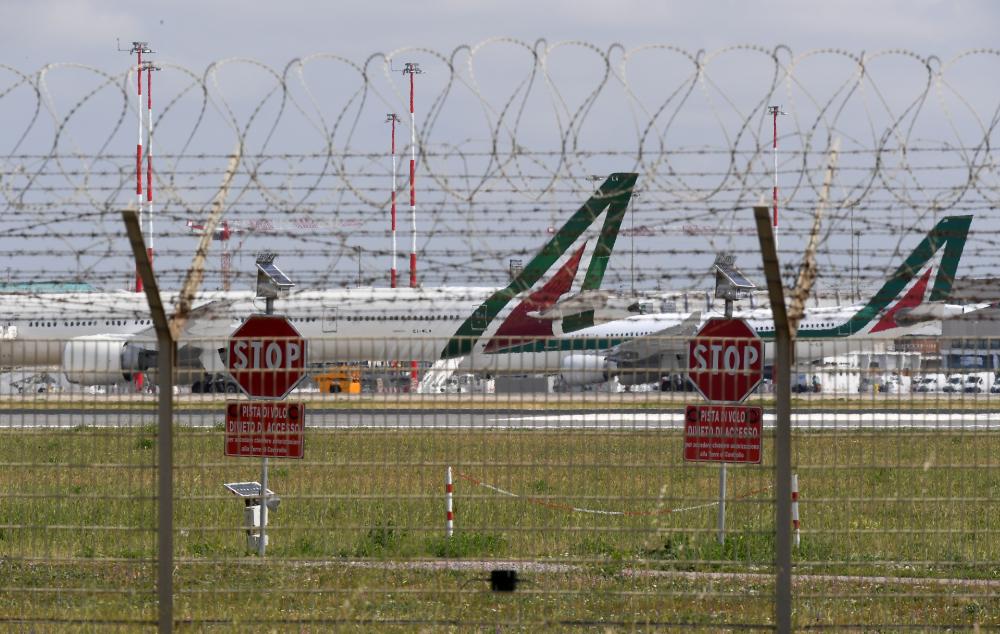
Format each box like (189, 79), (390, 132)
(0, 287), (568, 374)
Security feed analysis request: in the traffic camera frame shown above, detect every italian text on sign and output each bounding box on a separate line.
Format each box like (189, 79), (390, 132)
(225, 401), (305, 459)
(683, 404), (762, 464)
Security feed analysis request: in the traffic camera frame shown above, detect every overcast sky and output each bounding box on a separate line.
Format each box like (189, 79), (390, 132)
(3, 1), (997, 292)
(4, 0), (997, 69)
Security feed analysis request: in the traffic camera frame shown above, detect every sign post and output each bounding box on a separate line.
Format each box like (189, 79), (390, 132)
(687, 316), (764, 544)
(227, 310), (306, 556)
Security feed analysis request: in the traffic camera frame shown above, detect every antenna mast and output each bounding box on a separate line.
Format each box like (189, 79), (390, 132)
(403, 62), (422, 288)
(122, 40), (152, 291)
(386, 113), (401, 288)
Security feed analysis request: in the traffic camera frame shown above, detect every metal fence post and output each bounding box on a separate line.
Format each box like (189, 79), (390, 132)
(123, 210), (174, 634)
(754, 205), (792, 634)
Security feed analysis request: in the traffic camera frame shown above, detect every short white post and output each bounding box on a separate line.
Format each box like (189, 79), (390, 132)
(446, 466), (454, 538)
(791, 473), (800, 549)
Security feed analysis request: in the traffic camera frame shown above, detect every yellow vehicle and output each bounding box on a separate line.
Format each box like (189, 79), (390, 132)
(314, 368), (362, 394)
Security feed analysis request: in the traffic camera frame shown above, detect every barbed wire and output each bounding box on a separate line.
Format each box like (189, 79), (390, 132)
(1, 43), (998, 292)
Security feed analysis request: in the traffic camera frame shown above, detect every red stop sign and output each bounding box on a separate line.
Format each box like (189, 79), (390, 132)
(227, 315), (307, 399)
(687, 318), (763, 403)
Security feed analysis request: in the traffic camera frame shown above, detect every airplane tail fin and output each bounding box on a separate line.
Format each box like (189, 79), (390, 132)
(443, 173), (639, 358)
(848, 215), (972, 335)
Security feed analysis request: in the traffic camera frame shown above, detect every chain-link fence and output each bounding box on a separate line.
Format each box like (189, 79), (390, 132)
(2, 327), (998, 630)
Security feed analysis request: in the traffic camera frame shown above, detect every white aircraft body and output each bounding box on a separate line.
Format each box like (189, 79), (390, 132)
(551, 215), (977, 386)
(0, 174), (639, 386)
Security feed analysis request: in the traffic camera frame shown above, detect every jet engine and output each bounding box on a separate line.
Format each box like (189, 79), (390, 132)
(559, 354), (616, 386)
(62, 335), (150, 385)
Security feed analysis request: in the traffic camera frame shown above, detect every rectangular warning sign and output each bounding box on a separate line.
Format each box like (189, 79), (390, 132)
(225, 401), (305, 459)
(683, 404), (762, 464)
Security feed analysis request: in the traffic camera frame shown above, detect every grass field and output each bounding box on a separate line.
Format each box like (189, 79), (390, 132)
(1, 424), (998, 629)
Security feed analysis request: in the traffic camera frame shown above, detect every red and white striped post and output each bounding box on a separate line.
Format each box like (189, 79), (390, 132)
(767, 105), (786, 230)
(403, 63), (422, 391)
(145, 61), (159, 274)
(131, 43), (150, 292)
(446, 466), (454, 537)
(403, 62), (421, 288)
(122, 41), (151, 392)
(386, 114), (400, 288)
(791, 473), (800, 548)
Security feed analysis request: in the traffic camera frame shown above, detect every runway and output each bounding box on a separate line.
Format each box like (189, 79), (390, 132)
(2, 408), (999, 430)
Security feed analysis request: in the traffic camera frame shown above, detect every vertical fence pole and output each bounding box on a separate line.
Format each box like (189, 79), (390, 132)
(753, 205), (792, 634)
(123, 209), (174, 634)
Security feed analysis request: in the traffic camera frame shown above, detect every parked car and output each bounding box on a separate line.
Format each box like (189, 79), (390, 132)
(913, 374), (944, 393)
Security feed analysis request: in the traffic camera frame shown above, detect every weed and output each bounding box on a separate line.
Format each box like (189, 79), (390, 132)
(426, 531), (505, 558)
(355, 519), (402, 557)
(642, 534), (690, 561)
(188, 541), (219, 557)
(575, 536), (621, 558)
(289, 535), (325, 558)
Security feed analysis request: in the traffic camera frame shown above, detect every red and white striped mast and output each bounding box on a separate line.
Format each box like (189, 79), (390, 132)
(403, 62), (421, 289)
(767, 105), (786, 231)
(145, 60), (160, 276)
(386, 113), (401, 288)
(402, 62), (422, 392)
(125, 41), (152, 291)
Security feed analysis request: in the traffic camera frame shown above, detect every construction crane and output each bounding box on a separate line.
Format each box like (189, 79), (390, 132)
(185, 219), (239, 291)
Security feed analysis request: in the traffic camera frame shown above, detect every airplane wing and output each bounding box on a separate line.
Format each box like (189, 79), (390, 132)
(173, 298), (244, 339)
(607, 311), (703, 364)
(117, 297), (238, 377)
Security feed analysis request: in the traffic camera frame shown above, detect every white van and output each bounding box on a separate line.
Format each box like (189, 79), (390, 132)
(963, 372), (996, 394)
(942, 374), (965, 393)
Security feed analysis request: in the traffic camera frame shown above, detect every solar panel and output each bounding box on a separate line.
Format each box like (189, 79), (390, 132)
(713, 253), (756, 299)
(255, 252), (295, 297)
(224, 481), (275, 499)
(716, 261), (755, 289)
(257, 261), (294, 287)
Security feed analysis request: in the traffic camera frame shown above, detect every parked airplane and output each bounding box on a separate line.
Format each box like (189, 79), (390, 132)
(0, 173), (639, 386)
(536, 215), (976, 387)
